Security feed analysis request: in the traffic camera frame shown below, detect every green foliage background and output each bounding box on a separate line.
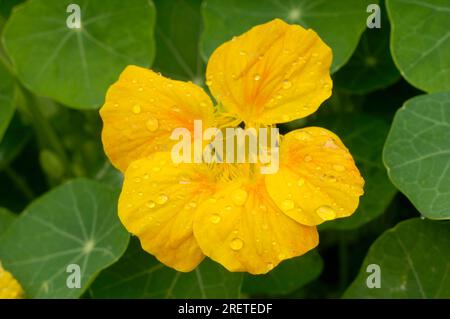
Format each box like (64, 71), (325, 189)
(0, 0), (449, 299)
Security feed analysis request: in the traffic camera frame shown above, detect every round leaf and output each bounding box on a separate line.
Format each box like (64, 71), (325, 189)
(201, 0), (376, 73)
(384, 92), (450, 219)
(0, 179), (130, 298)
(344, 218), (450, 298)
(0, 208), (16, 238)
(334, 4), (400, 94)
(153, 0), (205, 83)
(90, 238), (243, 299)
(3, 0), (156, 109)
(0, 60), (15, 141)
(387, 0), (450, 93)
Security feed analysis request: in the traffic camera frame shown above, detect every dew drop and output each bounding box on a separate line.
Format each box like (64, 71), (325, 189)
(266, 263), (274, 270)
(304, 155), (312, 162)
(146, 117), (159, 132)
(156, 194), (168, 205)
(295, 131), (312, 141)
(210, 214), (221, 224)
(189, 202), (197, 208)
(146, 201), (156, 209)
(282, 79), (292, 89)
(297, 178), (305, 187)
(333, 164), (345, 172)
(138, 87), (144, 92)
(134, 177), (141, 183)
(316, 206), (336, 220)
(324, 138), (338, 149)
(225, 205), (232, 211)
(113, 103), (119, 107)
(230, 238), (244, 251)
(281, 199), (295, 210)
(231, 188), (248, 206)
(132, 104), (141, 114)
(253, 74), (261, 81)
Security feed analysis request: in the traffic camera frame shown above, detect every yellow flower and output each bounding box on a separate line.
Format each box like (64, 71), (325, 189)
(100, 19), (364, 274)
(0, 263), (24, 299)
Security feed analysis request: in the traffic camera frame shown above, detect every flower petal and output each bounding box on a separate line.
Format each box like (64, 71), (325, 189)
(206, 19), (332, 125)
(193, 178), (318, 274)
(266, 127), (364, 226)
(100, 65), (215, 172)
(0, 265), (24, 299)
(119, 152), (217, 272)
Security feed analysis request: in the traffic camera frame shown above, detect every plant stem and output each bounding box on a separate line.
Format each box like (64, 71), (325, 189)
(18, 84), (71, 177)
(4, 166), (35, 201)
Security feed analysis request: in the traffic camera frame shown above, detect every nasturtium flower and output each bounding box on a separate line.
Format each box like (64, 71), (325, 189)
(0, 263), (24, 299)
(100, 19), (364, 274)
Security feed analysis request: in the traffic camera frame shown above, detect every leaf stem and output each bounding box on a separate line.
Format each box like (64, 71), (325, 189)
(17, 84), (71, 177)
(4, 165), (35, 201)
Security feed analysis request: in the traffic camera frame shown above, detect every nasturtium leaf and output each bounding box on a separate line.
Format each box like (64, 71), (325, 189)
(90, 238), (243, 299)
(153, 0), (205, 83)
(344, 218), (450, 298)
(0, 208), (16, 237)
(0, 179), (129, 298)
(3, 0), (156, 109)
(201, 0), (375, 73)
(314, 113), (397, 230)
(334, 4), (400, 94)
(242, 250), (323, 296)
(386, 0), (450, 93)
(0, 60), (15, 141)
(384, 92), (450, 219)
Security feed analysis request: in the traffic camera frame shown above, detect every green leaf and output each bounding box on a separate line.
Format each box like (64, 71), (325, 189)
(0, 60), (15, 141)
(242, 250), (323, 296)
(201, 0), (376, 73)
(334, 2), (400, 94)
(315, 113), (397, 230)
(153, 0), (205, 83)
(90, 238), (243, 298)
(3, 0), (156, 109)
(0, 208), (17, 237)
(386, 0), (450, 93)
(344, 218), (450, 298)
(383, 92), (450, 219)
(0, 179), (129, 298)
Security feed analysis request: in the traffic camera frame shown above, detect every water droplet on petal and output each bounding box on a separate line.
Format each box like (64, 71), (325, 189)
(304, 155), (312, 162)
(297, 178), (305, 187)
(231, 188), (248, 206)
(188, 202), (197, 208)
(132, 104), (141, 114)
(210, 214), (221, 224)
(333, 164), (345, 172)
(156, 194), (168, 205)
(146, 201), (156, 209)
(230, 238), (244, 250)
(316, 206), (336, 220)
(266, 263), (274, 270)
(253, 74), (261, 81)
(134, 177), (141, 183)
(324, 138), (338, 149)
(282, 79), (292, 89)
(146, 117), (159, 132)
(281, 199), (295, 210)
(295, 131), (312, 141)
